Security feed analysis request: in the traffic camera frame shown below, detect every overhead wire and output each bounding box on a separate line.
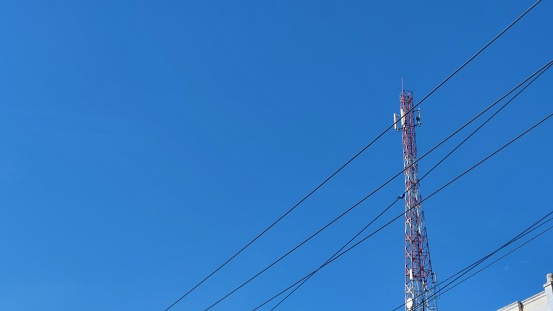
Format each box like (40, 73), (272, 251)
(163, 1), (543, 309)
(395, 212), (553, 311)
(251, 112), (553, 310)
(434, 219), (553, 297)
(430, 224), (553, 302)
(431, 214), (553, 300)
(202, 59), (553, 310)
(266, 59), (553, 310)
(404, 0), (542, 117)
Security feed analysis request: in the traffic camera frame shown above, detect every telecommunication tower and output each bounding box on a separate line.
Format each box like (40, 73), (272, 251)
(393, 89), (438, 311)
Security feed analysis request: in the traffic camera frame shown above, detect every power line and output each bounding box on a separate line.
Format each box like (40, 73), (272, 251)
(250, 112), (553, 310)
(396, 213), (553, 311)
(266, 59), (553, 310)
(406, 0), (542, 116)
(163, 1), (542, 309)
(266, 199), (401, 310)
(393, 211), (553, 310)
(434, 220), (553, 297)
(433, 215), (553, 298)
(432, 224), (553, 301)
(203, 60), (552, 310)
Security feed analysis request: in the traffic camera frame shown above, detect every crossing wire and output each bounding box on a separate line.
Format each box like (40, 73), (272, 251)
(432, 225), (553, 302)
(266, 59), (553, 310)
(203, 59), (553, 311)
(433, 224), (553, 302)
(163, 1), (542, 309)
(251, 112), (553, 310)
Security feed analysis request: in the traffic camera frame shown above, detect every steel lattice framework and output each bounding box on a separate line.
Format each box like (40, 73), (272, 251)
(395, 90), (438, 311)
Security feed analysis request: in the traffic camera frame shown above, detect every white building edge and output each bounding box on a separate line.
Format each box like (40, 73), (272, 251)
(497, 273), (553, 311)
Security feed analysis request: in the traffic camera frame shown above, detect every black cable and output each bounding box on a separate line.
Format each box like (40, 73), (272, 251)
(405, 0), (543, 116)
(162, 2), (542, 309)
(268, 200), (401, 311)
(432, 224), (553, 300)
(267, 59), (553, 310)
(434, 218), (553, 295)
(251, 112), (553, 310)
(433, 214), (553, 295)
(207, 60), (553, 310)
(400, 214), (553, 311)
(391, 213), (553, 310)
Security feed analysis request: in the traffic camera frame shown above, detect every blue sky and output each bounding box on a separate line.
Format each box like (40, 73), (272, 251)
(0, 1), (551, 310)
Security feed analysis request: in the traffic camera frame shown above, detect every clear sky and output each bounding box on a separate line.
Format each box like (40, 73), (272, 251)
(0, 1), (551, 310)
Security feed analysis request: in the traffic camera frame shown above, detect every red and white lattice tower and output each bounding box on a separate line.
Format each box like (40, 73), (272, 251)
(394, 89), (438, 311)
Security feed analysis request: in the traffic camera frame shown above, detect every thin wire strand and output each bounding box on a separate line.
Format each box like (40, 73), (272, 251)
(433, 225), (553, 299)
(404, 218), (553, 311)
(391, 213), (553, 310)
(407, 0), (542, 115)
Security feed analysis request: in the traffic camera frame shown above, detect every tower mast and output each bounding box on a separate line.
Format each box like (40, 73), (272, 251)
(394, 89), (438, 311)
